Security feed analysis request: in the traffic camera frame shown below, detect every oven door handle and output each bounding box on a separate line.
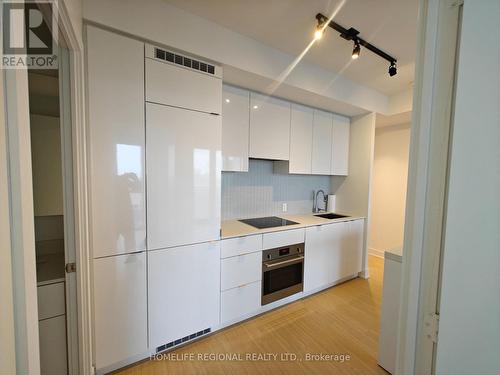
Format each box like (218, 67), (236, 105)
(264, 255), (304, 268)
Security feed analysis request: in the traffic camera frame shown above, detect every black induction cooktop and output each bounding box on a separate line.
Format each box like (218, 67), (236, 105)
(239, 216), (299, 229)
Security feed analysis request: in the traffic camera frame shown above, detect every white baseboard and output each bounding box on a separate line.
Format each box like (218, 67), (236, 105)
(369, 247), (385, 258)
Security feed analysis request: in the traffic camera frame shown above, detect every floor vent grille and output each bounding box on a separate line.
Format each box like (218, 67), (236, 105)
(154, 48), (215, 75)
(156, 328), (211, 353)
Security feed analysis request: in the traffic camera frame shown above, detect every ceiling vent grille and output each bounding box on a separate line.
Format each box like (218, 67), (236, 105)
(155, 328), (211, 353)
(154, 48), (215, 75)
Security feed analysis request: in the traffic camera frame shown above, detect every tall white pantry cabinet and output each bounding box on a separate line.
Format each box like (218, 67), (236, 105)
(86, 26), (148, 372)
(87, 25), (223, 373)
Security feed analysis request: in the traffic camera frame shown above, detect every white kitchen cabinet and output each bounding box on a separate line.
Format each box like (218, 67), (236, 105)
(93, 252), (148, 370)
(221, 251), (261, 291)
(304, 220), (364, 292)
(222, 85), (250, 172)
(220, 234), (262, 258)
(39, 315), (67, 375)
(304, 223), (344, 292)
(311, 109), (333, 175)
(262, 228), (305, 250)
(249, 92), (291, 161)
(331, 114), (350, 175)
(86, 26), (146, 258)
(146, 103), (221, 250)
(145, 50), (222, 114)
(342, 219), (364, 278)
(288, 104), (313, 174)
(221, 281), (261, 324)
(148, 242), (220, 350)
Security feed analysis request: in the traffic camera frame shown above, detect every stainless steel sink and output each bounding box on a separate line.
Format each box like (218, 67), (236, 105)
(314, 213), (349, 220)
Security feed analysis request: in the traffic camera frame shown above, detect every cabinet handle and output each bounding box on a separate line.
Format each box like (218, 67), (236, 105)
(264, 256), (304, 268)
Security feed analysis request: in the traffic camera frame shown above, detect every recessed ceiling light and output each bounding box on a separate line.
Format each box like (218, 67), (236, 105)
(253, 105), (259, 109)
(225, 98), (230, 103)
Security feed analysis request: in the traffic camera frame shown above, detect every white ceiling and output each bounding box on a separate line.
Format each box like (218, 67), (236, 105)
(164, 0), (418, 96)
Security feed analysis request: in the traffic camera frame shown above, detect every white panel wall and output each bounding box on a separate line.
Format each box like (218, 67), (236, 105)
(435, 1), (500, 373)
(369, 123), (411, 256)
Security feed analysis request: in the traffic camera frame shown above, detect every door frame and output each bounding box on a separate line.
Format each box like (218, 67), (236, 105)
(396, 0), (463, 373)
(2, 1), (93, 374)
(57, 2), (94, 375)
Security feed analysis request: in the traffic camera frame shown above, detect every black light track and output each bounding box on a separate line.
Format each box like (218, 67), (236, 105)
(316, 13), (397, 66)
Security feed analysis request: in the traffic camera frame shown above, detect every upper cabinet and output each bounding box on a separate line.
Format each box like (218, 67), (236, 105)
(249, 93), (291, 161)
(288, 104), (313, 174)
(311, 109), (333, 175)
(145, 46), (222, 114)
(222, 85), (250, 172)
(331, 114), (350, 175)
(86, 26), (146, 258)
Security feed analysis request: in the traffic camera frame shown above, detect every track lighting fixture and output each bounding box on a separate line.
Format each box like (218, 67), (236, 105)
(351, 39), (360, 59)
(314, 20), (324, 40)
(315, 13), (398, 77)
(388, 62), (397, 77)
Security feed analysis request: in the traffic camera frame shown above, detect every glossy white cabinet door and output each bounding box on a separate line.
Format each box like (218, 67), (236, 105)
(222, 85), (249, 172)
(145, 58), (222, 115)
(329, 221), (351, 283)
(304, 225), (333, 292)
(331, 114), (350, 175)
(341, 219), (364, 278)
(86, 26), (146, 258)
(39, 315), (67, 375)
(146, 103), (221, 250)
(221, 281), (261, 324)
(149, 242), (221, 350)
(220, 251), (261, 291)
(249, 92), (291, 161)
(93, 253), (148, 370)
(289, 104), (313, 174)
(311, 109), (333, 175)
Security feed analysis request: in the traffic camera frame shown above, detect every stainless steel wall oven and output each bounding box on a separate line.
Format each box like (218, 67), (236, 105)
(261, 243), (304, 305)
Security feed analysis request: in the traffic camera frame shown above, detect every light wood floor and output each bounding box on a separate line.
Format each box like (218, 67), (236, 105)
(115, 256), (386, 375)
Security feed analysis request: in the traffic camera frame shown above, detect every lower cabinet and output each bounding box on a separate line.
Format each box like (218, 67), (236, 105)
(93, 252), (148, 371)
(304, 219), (364, 293)
(221, 281), (261, 323)
(148, 242), (221, 350)
(39, 315), (67, 375)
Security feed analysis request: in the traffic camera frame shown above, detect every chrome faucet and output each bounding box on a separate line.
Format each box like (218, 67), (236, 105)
(313, 189), (327, 213)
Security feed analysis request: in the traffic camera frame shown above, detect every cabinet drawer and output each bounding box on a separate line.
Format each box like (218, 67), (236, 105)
(221, 251), (261, 291)
(221, 281), (261, 324)
(37, 282), (65, 320)
(221, 234), (262, 258)
(262, 228), (305, 250)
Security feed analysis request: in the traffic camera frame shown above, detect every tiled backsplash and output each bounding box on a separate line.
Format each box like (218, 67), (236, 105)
(221, 159), (331, 221)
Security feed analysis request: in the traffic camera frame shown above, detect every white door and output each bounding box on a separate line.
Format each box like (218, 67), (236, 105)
(289, 104), (313, 174)
(86, 26), (146, 258)
(311, 109), (333, 175)
(331, 114), (350, 175)
(148, 242), (221, 350)
(93, 252), (148, 371)
(146, 103), (222, 250)
(222, 85), (250, 172)
(249, 92), (291, 161)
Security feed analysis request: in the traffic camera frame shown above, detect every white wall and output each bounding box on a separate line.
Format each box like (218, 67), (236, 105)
(334, 112), (376, 277)
(435, 1), (500, 373)
(369, 123), (410, 257)
(83, 0), (391, 117)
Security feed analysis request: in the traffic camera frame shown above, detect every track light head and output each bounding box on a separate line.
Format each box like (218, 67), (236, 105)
(388, 62), (397, 76)
(352, 40), (360, 59)
(314, 19), (325, 40)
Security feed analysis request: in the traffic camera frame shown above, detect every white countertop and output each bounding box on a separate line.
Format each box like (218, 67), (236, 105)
(221, 212), (365, 239)
(384, 247), (403, 263)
